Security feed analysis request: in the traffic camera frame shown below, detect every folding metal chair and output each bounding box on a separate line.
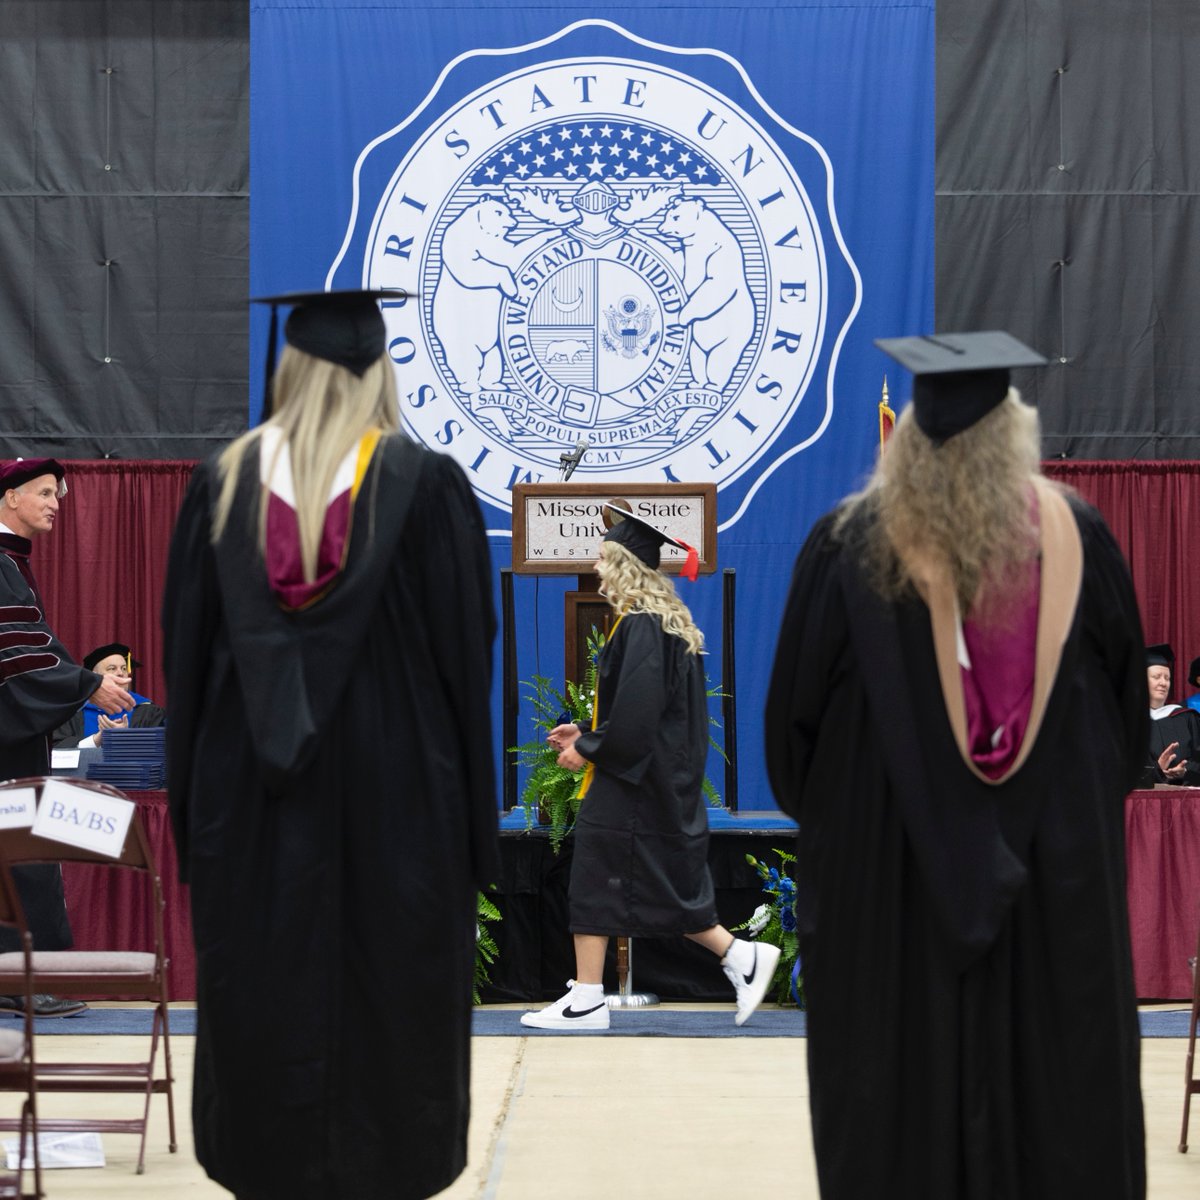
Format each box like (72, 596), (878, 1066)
(0, 855), (41, 1198)
(0, 778), (176, 1174)
(1178, 913), (1200, 1152)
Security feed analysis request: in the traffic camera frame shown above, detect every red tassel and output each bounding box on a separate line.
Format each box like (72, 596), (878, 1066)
(680, 542), (699, 583)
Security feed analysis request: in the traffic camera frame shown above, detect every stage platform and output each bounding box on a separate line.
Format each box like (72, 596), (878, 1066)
(497, 806), (796, 833)
(483, 807), (797, 1005)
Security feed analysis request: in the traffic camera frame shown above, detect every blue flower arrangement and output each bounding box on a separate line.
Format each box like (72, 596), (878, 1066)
(732, 848), (803, 1007)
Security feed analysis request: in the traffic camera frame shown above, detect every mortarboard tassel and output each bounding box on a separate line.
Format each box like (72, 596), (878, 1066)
(679, 541), (700, 583)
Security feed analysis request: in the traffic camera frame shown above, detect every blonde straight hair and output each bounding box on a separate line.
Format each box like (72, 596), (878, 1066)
(596, 540), (705, 654)
(212, 346), (400, 581)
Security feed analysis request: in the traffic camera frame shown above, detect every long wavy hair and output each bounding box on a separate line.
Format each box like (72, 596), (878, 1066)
(211, 346), (400, 580)
(834, 390), (1045, 623)
(596, 540), (705, 654)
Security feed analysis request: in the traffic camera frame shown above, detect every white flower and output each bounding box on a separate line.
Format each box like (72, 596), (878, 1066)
(747, 904), (771, 936)
(475, 924), (482, 943)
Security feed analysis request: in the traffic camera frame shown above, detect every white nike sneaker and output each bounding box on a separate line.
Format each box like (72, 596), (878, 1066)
(520, 982), (611, 1031)
(722, 940), (782, 1026)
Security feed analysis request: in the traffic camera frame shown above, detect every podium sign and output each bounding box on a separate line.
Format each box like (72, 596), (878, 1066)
(511, 483), (717, 575)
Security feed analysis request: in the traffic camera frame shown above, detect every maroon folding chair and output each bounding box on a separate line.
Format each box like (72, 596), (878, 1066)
(0, 778), (176, 1175)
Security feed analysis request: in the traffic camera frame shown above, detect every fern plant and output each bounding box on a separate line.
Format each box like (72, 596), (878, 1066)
(511, 627), (727, 853)
(511, 630), (603, 852)
(473, 890), (502, 1005)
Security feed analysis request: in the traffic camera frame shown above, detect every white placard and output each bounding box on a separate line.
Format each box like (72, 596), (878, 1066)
(31, 780), (135, 858)
(5, 1131), (105, 1170)
(50, 749), (80, 770)
(523, 493), (708, 565)
(0, 788), (36, 830)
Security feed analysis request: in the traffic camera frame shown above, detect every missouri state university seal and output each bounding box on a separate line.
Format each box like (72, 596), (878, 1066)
(361, 30), (833, 512)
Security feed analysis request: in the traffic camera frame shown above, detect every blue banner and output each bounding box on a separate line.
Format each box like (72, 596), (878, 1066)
(251, 0), (934, 811)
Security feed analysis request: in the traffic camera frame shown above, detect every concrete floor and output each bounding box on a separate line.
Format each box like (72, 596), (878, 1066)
(10, 1003), (1200, 1197)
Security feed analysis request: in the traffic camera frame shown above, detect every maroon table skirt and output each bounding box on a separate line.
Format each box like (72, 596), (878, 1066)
(61, 790), (196, 1001)
(1125, 786), (1200, 1000)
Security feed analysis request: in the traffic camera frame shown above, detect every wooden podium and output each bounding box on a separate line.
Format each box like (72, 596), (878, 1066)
(511, 481), (717, 682)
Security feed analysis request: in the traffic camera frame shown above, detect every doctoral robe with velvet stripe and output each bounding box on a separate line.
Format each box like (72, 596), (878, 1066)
(765, 481), (1147, 1200)
(162, 437), (498, 1200)
(569, 611), (719, 936)
(0, 532), (96, 951)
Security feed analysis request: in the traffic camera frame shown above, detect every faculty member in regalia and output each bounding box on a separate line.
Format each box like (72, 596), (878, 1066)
(765, 333), (1147, 1198)
(1145, 642), (1200, 785)
(162, 290), (499, 1200)
(53, 642), (165, 749)
(520, 504), (780, 1031)
(0, 458), (134, 1018)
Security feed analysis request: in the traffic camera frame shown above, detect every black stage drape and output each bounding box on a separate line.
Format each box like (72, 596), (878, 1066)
(480, 830), (776, 1003)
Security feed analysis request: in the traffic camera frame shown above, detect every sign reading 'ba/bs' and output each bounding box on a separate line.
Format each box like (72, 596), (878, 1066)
(31, 779), (135, 858)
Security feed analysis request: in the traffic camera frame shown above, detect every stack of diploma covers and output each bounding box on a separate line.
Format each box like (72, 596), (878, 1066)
(86, 726), (165, 790)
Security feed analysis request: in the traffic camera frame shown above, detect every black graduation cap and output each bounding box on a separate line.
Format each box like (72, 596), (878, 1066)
(601, 501), (699, 581)
(1146, 643), (1174, 669)
(874, 331), (1047, 446)
(1189, 656), (1200, 689)
(83, 643), (139, 673)
(251, 289), (411, 420)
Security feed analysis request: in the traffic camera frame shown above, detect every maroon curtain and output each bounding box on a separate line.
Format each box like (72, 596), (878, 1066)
(24, 458), (1200, 710)
(32, 461), (197, 708)
(1124, 788), (1200, 999)
(1044, 461), (1200, 701)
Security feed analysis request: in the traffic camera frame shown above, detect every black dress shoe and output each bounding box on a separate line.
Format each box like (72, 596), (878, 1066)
(0, 994), (88, 1018)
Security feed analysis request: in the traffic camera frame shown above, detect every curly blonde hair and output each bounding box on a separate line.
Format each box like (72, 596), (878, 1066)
(835, 390), (1045, 624)
(596, 540), (705, 654)
(211, 345), (400, 580)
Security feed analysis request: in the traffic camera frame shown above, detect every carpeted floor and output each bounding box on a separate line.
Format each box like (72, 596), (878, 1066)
(5, 1007), (197, 1036)
(480, 1008), (804, 1037)
(13, 1006), (1194, 1038)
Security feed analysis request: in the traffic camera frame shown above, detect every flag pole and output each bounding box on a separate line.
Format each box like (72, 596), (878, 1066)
(878, 375), (896, 450)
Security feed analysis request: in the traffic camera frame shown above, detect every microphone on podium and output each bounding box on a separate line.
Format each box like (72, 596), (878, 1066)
(558, 438), (590, 481)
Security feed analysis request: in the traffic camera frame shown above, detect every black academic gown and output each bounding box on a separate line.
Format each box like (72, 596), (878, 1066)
(52, 701), (166, 749)
(162, 438), (499, 1200)
(0, 532), (98, 950)
(765, 485), (1147, 1200)
(1147, 707), (1200, 785)
(569, 611), (719, 936)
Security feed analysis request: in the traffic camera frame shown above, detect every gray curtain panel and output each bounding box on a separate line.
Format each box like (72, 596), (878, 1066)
(0, 0), (249, 458)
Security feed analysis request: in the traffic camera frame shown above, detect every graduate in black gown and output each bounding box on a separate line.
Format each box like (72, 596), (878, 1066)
(766, 333), (1147, 1199)
(1145, 643), (1200, 785)
(520, 504), (780, 1031)
(0, 458), (133, 1018)
(162, 291), (499, 1200)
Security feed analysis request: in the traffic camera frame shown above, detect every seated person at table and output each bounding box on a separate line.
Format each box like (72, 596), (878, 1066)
(1145, 643), (1200, 785)
(52, 643), (165, 749)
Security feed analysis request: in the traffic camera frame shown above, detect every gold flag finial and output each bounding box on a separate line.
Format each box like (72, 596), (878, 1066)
(878, 375), (896, 450)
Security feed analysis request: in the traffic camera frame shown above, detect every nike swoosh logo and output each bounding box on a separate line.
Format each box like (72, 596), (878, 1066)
(742, 958), (757, 986)
(563, 1003), (606, 1019)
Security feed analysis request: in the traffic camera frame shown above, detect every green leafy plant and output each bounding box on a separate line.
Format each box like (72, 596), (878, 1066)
(510, 627), (728, 852)
(510, 630), (604, 852)
(473, 890), (502, 1005)
(731, 848), (803, 1007)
